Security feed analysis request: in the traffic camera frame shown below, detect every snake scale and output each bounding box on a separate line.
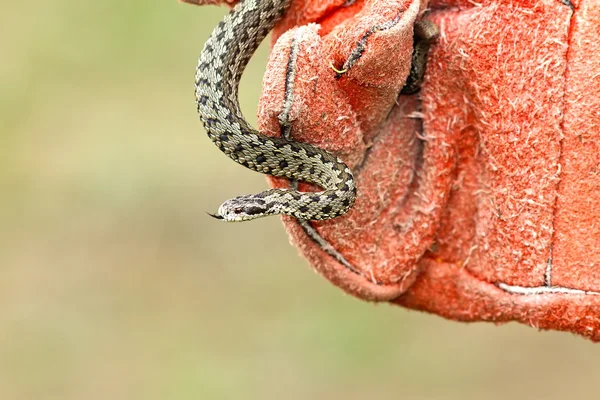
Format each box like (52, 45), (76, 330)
(195, 0), (356, 222)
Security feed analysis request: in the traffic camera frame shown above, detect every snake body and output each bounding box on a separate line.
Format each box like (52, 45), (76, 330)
(195, 0), (356, 222)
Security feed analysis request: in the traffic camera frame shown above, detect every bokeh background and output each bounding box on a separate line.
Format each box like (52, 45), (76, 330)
(2, 1), (599, 399)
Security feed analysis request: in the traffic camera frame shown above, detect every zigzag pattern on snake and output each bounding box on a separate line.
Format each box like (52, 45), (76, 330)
(195, 0), (356, 222)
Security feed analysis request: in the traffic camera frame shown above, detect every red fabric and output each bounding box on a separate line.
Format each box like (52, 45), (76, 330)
(184, 0), (600, 341)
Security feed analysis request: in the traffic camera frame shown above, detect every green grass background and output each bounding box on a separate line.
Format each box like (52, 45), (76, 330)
(1, 1), (599, 399)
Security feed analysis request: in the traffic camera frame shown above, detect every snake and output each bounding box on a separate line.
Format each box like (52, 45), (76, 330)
(195, 0), (356, 222)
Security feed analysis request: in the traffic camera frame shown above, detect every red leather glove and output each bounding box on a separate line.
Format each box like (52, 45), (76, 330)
(186, 0), (600, 341)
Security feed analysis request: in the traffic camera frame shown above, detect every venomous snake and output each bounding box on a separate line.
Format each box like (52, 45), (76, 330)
(195, 0), (357, 222)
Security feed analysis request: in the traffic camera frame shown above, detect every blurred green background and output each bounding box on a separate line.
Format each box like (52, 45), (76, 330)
(1, 1), (599, 399)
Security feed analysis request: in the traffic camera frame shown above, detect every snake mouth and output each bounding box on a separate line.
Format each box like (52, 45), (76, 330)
(206, 212), (224, 220)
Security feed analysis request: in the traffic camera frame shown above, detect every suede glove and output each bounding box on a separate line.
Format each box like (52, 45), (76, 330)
(186, 0), (600, 341)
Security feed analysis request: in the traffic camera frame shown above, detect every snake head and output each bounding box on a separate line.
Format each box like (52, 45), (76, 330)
(214, 195), (278, 222)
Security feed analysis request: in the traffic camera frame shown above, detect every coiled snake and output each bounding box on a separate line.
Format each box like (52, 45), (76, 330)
(195, 0), (357, 222)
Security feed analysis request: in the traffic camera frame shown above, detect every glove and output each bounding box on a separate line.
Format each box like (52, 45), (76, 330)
(185, 0), (600, 341)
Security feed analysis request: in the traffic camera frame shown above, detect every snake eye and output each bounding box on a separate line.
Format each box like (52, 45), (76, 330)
(234, 208), (242, 214)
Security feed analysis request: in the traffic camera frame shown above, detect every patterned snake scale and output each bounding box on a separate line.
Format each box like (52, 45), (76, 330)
(195, 0), (356, 222)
